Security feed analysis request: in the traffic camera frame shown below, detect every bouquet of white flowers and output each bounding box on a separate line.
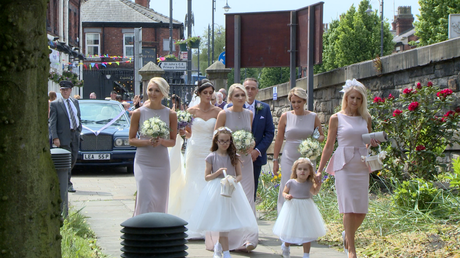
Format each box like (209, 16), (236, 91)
(232, 130), (255, 155)
(298, 138), (321, 160)
(176, 110), (193, 129)
(140, 117), (170, 139)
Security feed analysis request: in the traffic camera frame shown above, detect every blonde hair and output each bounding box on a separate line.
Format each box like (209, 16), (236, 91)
(148, 77), (170, 99)
(341, 82), (370, 121)
(228, 83), (248, 103)
(288, 87), (307, 102)
(290, 158), (316, 184)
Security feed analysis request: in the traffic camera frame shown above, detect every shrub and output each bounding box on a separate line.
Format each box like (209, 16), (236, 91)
(392, 178), (440, 210)
(368, 82), (460, 181)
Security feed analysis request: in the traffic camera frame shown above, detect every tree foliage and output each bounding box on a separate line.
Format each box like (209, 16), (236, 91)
(414, 0), (460, 46)
(315, 0), (394, 73)
(194, 25), (226, 75)
(259, 67), (291, 89)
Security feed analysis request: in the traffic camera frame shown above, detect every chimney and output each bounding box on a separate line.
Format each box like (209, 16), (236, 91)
(135, 0), (150, 8)
(393, 6), (414, 36)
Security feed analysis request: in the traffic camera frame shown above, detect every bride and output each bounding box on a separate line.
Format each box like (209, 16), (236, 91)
(170, 80), (221, 239)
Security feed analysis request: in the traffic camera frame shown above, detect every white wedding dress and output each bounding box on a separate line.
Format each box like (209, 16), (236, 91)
(168, 117), (216, 239)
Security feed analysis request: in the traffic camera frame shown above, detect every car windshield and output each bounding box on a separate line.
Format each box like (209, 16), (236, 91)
(80, 102), (129, 126)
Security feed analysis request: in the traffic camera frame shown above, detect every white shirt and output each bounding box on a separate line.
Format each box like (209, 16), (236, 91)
(63, 97), (80, 129)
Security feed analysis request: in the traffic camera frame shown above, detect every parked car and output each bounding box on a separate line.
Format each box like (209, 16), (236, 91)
(76, 100), (136, 172)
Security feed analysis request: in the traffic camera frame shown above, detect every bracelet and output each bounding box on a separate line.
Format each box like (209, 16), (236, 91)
(273, 158), (278, 162)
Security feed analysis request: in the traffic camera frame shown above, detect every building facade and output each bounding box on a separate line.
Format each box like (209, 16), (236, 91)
(81, 0), (183, 100)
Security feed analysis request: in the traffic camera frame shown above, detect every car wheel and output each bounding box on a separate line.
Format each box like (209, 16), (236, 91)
(127, 165), (134, 174)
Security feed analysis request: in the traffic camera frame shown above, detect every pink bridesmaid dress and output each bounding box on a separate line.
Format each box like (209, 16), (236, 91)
(325, 113), (371, 214)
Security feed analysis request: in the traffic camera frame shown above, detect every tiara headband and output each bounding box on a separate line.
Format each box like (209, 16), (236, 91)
(213, 127), (232, 137)
(340, 79), (365, 93)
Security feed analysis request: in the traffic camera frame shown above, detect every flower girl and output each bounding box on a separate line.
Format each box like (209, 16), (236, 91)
(188, 127), (258, 258)
(273, 158), (326, 258)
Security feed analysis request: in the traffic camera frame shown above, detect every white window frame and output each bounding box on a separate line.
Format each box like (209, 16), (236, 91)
(163, 38), (175, 52)
(85, 33), (100, 56)
(124, 33), (134, 57)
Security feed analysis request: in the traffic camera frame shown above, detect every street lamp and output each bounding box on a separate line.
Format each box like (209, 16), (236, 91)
(212, 0), (230, 64)
(366, 0), (384, 57)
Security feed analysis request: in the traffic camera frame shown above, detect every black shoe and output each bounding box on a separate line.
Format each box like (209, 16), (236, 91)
(68, 185), (76, 192)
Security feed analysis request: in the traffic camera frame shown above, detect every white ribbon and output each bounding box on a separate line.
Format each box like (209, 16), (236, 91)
(82, 110), (126, 136)
(340, 79), (365, 93)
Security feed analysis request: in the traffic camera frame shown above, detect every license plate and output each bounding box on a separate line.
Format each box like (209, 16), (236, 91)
(83, 153), (111, 160)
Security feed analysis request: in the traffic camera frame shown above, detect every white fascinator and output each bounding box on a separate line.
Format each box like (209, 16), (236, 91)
(340, 79), (365, 93)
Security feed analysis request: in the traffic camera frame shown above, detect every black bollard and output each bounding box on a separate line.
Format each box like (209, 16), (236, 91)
(120, 212), (188, 258)
(50, 148), (71, 217)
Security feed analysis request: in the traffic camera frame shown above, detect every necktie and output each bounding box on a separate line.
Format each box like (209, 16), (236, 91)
(67, 99), (77, 130)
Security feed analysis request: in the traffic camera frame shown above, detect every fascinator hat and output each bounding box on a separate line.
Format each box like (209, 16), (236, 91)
(340, 79), (365, 93)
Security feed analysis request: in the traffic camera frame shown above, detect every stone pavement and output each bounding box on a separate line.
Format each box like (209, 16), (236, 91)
(69, 168), (344, 258)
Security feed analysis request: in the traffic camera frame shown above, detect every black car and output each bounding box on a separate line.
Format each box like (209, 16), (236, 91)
(76, 100), (136, 172)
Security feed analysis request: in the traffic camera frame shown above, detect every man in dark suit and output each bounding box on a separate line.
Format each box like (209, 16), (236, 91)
(49, 80), (82, 192)
(243, 78), (275, 200)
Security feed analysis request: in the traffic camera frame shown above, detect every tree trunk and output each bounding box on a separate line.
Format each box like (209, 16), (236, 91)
(0, 1), (62, 257)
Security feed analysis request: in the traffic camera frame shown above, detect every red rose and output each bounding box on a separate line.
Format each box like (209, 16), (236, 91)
(444, 110), (455, 117)
(416, 145), (426, 151)
(408, 102), (419, 111)
(403, 88), (413, 94)
(416, 82), (422, 89)
(455, 107), (460, 113)
(388, 93), (395, 100)
(373, 96), (382, 103)
(427, 81), (433, 87)
(393, 109), (403, 117)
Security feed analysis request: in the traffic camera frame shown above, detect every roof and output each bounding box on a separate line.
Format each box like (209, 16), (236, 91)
(82, 0), (181, 24)
(393, 28), (416, 43)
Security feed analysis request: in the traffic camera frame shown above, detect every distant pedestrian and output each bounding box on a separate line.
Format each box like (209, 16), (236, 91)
(89, 92), (97, 99)
(110, 91), (117, 100)
(116, 95), (123, 102)
(216, 91), (226, 109)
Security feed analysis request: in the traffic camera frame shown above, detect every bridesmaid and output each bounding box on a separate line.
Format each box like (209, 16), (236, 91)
(209, 83), (258, 252)
(129, 77), (178, 216)
(316, 79), (379, 258)
(273, 87), (324, 213)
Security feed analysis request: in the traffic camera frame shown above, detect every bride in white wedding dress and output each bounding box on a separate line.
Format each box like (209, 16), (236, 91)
(169, 81), (222, 239)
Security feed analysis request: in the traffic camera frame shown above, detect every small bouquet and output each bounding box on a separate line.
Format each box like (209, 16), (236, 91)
(140, 117), (170, 139)
(298, 138), (321, 160)
(232, 130), (255, 155)
(176, 110), (193, 129)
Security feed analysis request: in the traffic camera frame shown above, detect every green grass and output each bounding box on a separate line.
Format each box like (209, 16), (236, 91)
(61, 208), (108, 258)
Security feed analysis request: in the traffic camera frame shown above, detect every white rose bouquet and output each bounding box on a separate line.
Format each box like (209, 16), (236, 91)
(298, 138), (321, 160)
(232, 130), (255, 155)
(140, 117), (170, 139)
(176, 110), (193, 129)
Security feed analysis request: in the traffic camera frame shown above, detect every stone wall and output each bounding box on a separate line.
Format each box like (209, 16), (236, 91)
(258, 37), (460, 157)
(258, 37), (460, 126)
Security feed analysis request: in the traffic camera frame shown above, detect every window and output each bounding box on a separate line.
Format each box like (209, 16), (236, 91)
(163, 38), (175, 52)
(86, 33), (100, 56)
(124, 33), (134, 57)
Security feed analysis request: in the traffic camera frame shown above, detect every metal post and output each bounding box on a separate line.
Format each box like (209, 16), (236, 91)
(169, 0), (173, 55)
(212, 0), (215, 63)
(307, 7), (314, 111)
(208, 24), (211, 67)
(234, 15), (241, 83)
(380, 0), (384, 57)
(187, 0), (192, 84)
(289, 11), (297, 89)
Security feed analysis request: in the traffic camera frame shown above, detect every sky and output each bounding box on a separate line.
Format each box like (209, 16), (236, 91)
(149, 0), (421, 38)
